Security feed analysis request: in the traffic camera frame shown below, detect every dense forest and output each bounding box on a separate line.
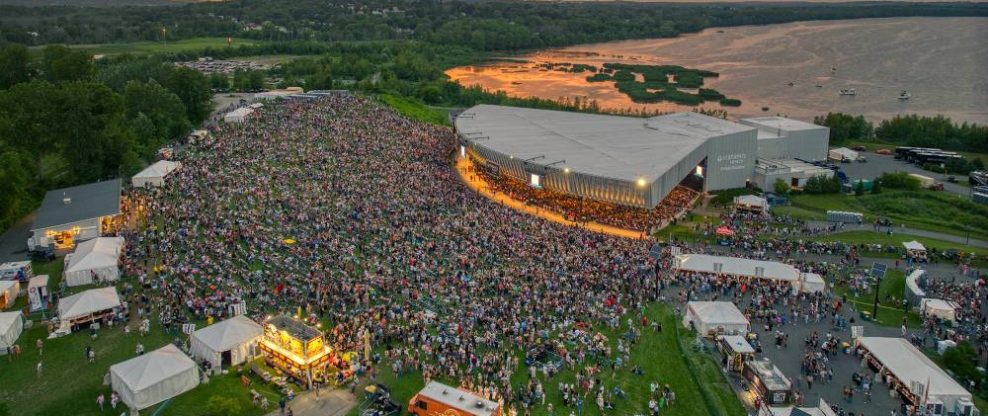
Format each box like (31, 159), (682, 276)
(0, 43), (211, 231)
(1, 0), (986, 47)
(815, 112), (988, 154)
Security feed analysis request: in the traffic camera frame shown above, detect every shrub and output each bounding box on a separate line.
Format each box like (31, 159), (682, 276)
(719, 98), (741, 106)
(876, 172), (920, 190)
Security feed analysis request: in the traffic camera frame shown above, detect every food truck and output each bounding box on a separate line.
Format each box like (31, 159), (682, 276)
(744, 358), (792, 405)
(409, 381), (501, 416)
(259, 316), (332, 389)
(717, 335), (755, 372)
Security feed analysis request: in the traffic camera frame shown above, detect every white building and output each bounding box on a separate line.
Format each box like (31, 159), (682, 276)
(132, 160), (182, 188)
(739, 116), (830, 161)
(27, 179), (121, 251)
(754, 159), (835, 191)
(683, 301), (749, 336)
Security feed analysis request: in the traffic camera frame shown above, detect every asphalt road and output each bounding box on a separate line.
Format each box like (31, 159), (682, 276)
(838, 153), (971, 197)
(0, 211), (34, 263)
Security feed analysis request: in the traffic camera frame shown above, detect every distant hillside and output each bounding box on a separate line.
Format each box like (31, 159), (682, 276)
(0, 0), (223, 6)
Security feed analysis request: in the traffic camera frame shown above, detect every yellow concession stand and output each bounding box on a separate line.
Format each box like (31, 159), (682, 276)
(259, 316), (332, 389)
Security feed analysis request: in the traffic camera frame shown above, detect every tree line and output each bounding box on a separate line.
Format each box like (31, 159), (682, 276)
(0, 43), (211, 231)
(815, 112), (988, 154)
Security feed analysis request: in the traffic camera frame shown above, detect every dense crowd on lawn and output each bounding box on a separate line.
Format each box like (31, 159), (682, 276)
(470, 166), (698, 233)
(121, 96), (698, 414)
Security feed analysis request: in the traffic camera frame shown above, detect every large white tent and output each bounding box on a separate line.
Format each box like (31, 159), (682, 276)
(733, 194), (769, 212)
(858, 337), (972, 411)
(27, 275), (49, 312)
(132, 160), (181, 188)
(800, 273), (827, 294)
(921, 298), (959, 322)
(110, 343), (200, 410)
(190, 315), (263, 368)
(0, 280), (19, 309)
(223, 107), (254, 124)
(0, 311), (23, 351)
(683, 301), (749, 336)
(58, 287), (121, 323)
(674, 254), (800, 282)
(828, 147), (859, 162)
(63, 236), (124, 287)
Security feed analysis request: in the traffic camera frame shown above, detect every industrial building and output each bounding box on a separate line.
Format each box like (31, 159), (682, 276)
(455, 105), (830, 209)
(27, 179), (122, 251)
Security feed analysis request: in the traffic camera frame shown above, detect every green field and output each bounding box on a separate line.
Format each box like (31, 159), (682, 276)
(32, 37), (266, 57)
(832, 268), (923, 328)
(352, 304), (744, 416)
(379, 94), (451, 126)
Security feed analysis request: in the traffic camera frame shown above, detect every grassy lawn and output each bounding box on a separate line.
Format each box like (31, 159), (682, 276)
(0, 258), (282, 416)
(784, 192), (988, 241)
(353, 304), (744, 416)
(379, 94), (451, 126)
(810, 231), (988, 257)
(833, 268), (923, 328)
(30, 37), (266, 57)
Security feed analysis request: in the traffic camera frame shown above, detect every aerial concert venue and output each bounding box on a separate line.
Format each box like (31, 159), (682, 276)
(455, 105), (829, 213)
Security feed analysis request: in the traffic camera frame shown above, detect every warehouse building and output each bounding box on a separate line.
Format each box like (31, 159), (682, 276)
(455, 105), (829, 209)
(753, 159), (835, 190)
(27, 179), (122, 251)
(739, 116), (829, 161)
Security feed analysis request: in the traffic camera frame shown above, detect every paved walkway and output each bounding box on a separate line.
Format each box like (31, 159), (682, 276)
(266, 388), (357, 416)
(455, 157), (649, 240)
(806, 220), (988, 249)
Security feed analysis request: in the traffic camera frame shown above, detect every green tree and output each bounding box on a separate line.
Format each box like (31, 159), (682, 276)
(163, 66), (212, 124)
(0, 43), (33, 89)
(854, 180), (865, 196)
(973, 157), (985, 170)
(942, 341), (982, 388)
(124, 80), (191, 149)
(870, 178), (881, 194)
(814, 112), (873, 144)
(773, 178), (790, 196)
(209, 73), (229, 91)
(41, 45), (94, 83)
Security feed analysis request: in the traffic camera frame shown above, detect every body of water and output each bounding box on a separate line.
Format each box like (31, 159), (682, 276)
(446, 17), (988, 124)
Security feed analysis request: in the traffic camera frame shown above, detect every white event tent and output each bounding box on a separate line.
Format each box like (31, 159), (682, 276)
(921, 298), (959, 322)
(132, 160), (181, 188)
(110, 344), (200, 410)
(191, 315), (263, 368)
(58, 287), (122, 324)
(683, 301), (749, 336)
(733, 194), (769, 212)
(858, 337), (972, 411)
(63, 236), (124, 287)
(0, 311), (23, 351)
(673, 254), (825, 293)
(223, 107), (254, 123)
(0, 280), (19, 309)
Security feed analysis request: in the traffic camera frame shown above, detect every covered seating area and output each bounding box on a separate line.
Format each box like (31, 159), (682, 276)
(0, 311), (23, 353)
(683, 301), (750, 336)
(63, 236), (124, 287)
(191, 315), (264, 370)
(132, 160), (182, 188)
(110, 344), (200, 411)
(57, 287), (122, 333)
(858, 337), (973, 412)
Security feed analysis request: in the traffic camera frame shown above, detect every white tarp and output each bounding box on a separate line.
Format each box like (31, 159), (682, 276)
(921, 298), (959, 322)
(859, 337), (972, 411)
(27, 275), (49, 312)
(190, 315), (263, 368)
(132, 160), (181, 188)
(64, 237), (124, 287)
(223, 107), (254, 124)
(673, 254), (800, 282)
(828, 147), (859, 161)
(684, 301), (749, 335)
(733, 194), (769, 211)
(110, 344), (200, 410)
(903, 240), (927, 252)
(800, 273), (827, 294)
(58, 287), (121, 322)
(0, 280), (19, 309)
(0, 311), (23, 349)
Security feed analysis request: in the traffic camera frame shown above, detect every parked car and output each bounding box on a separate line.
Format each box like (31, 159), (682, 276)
(852, 145), (867, 151)
(947, 176), (958, 183)
(876, 148), (893, 155)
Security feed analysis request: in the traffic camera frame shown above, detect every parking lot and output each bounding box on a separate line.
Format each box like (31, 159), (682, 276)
(838, 153), (971, 196)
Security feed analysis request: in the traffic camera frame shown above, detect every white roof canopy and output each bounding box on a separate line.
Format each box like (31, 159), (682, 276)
(58, 287), (121, 321)
(903, 241), (927, 251)
(192, 315), (262, 352)
(734, 194), (768, 207)
(132, 160), (181, 181)
(0, 311), (23, 348)
(28, 275), (49, 290)
(687, 301), (749, 326)
(110, 344), (200, 410)
(859, 337), (971, 404)
(65, 237), (123, 274)
(673, 254), (800, 282)
(417, 381), (500, 416)
(719, 334), (755, 354)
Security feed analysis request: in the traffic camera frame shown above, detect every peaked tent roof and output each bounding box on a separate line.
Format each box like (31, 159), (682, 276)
(687, 301), (749, 325)
(111, 344), (197, 391)
(32, 179), (121, 230)
(859, 337), (970, 399)
(192, 315), (263, 352)
(674, 254), (801, 282)
(65, 237), (124, 274)
(58, 287), (121, 320)
(903, 240), (927, 251)
(132, 160), (181, 180)
(0, 311), (21, 333)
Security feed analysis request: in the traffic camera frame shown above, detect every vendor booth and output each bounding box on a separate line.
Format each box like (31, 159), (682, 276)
(0, 261), (32, 282)
(761, 399), (837, 416)
(717, 334), (755, 372)
(744, 358), (792, 405)
(131, 160), (181, 188)
(683, 301), (749, 336)
(903, 240), (928, 262)
(0, 280), (20, 310)
(858, 337), (972, 413)
(733, 194), (769, 213)
(110, 344), (200, 411)
(0, 311), (23, 352)
(921, 298), (959, 323)
(63, 236), (124, 287)
(27, 275), (49, 312)
(259, 316), (332, 388)
(57, 287), (122, 331)
(191, 315), (263, 369)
